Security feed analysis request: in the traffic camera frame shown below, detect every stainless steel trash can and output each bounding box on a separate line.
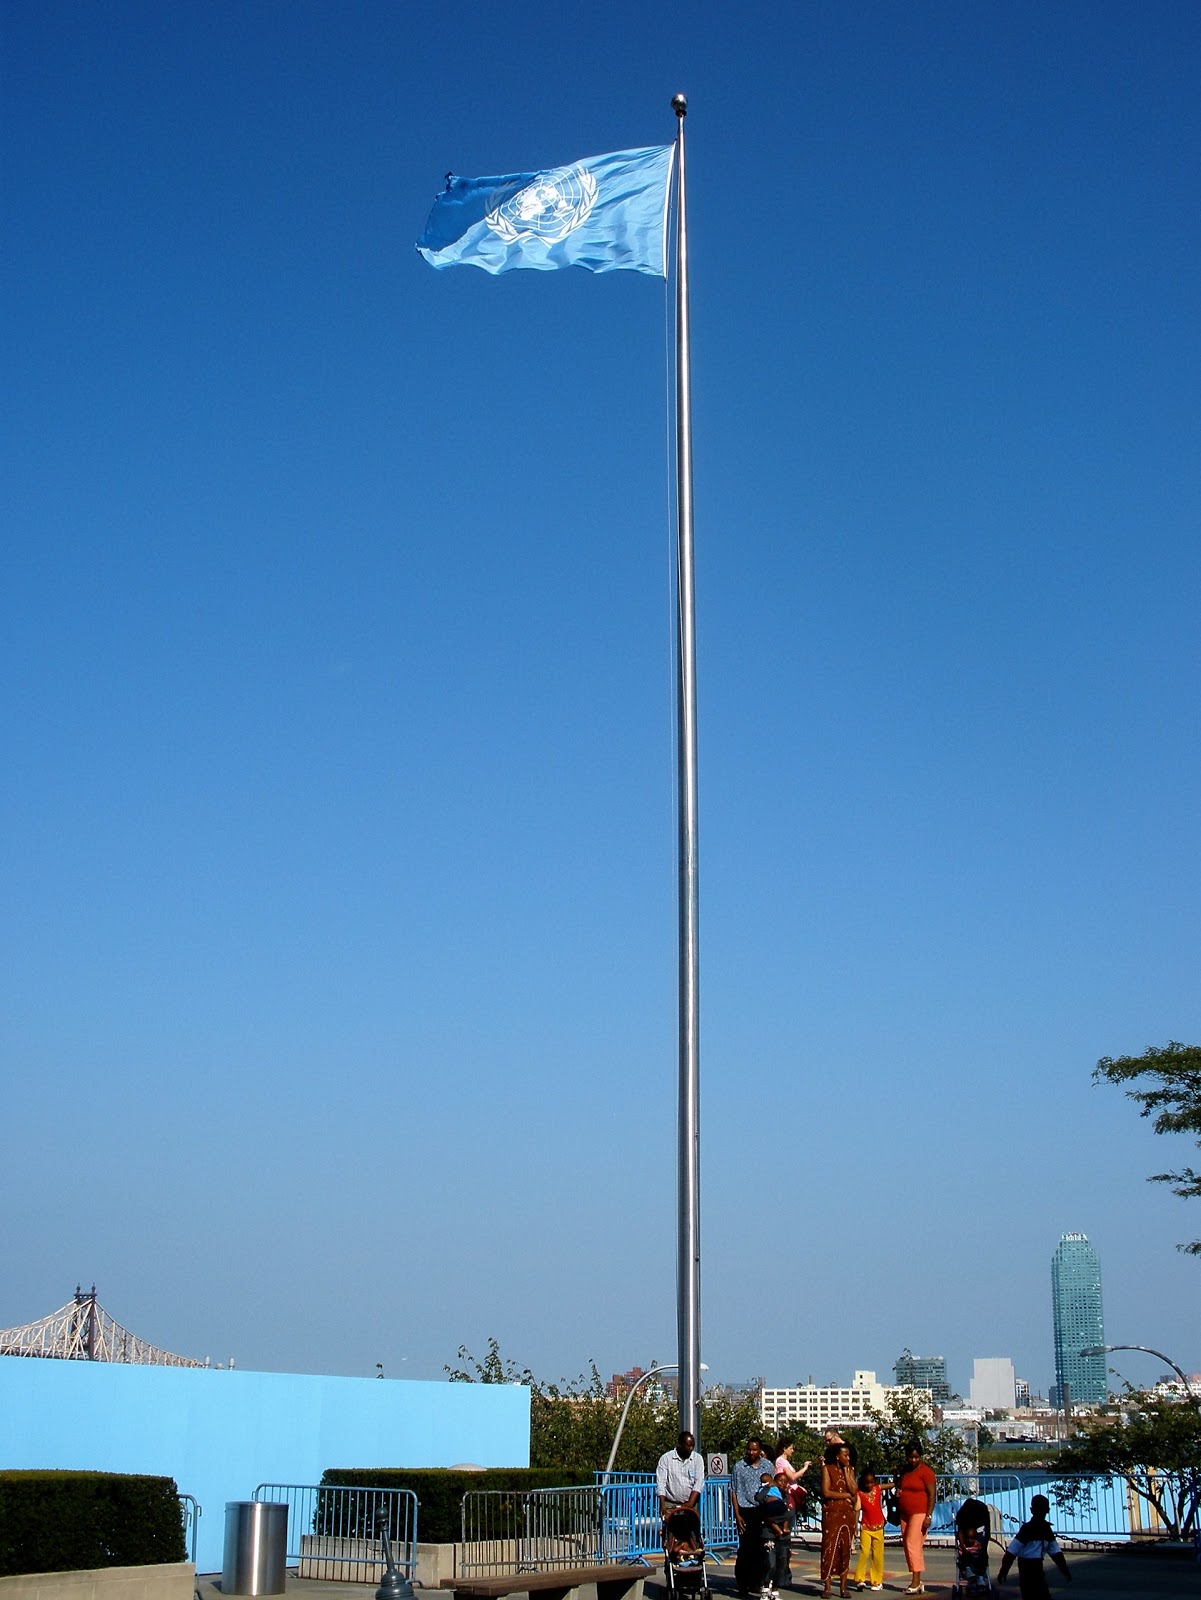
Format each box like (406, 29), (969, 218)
(222, 1500), (288, 1595)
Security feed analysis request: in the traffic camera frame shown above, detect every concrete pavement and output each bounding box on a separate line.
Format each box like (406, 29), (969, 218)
(195, 1539), (1197, 1600)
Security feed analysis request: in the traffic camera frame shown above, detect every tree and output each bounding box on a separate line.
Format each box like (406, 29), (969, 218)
(447, 1343), (771, 1471)
(447, 1342), (710, 1470)
(859, 1391), (965, 1477)
(694, 1389), (769, 1461)
(1094, 1041), (1201, 1253)
(1051, 1388), (1201, 1541)
(446, 1337), (536, 1387)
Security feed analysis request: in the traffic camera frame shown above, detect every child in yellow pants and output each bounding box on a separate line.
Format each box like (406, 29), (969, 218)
(853, 1471), (888, 1591)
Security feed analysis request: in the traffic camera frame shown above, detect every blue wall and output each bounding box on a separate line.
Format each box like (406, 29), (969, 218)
(0, 1356), (530, 1574)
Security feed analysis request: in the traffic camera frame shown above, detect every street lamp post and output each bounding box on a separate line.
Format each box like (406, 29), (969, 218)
(602, 1361), (709, 1479)
(1080, 1343), (1197, 1401)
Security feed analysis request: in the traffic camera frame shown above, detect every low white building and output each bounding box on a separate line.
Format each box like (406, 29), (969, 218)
(759, 1370), (933, 1434)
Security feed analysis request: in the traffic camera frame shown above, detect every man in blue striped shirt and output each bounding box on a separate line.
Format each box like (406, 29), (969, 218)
(730, 1436), (773, 1596)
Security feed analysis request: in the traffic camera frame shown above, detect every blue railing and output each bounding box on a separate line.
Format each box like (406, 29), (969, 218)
(594, 1471), (1155, 1557)
(959, 1469), (1181, 1545)
(593, 1477), (751, 1559)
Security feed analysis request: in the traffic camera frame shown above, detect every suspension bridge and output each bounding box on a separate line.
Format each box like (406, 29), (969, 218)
(0, 1285), (206, 1366)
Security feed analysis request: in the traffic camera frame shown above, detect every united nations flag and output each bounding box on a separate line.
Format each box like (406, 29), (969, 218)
(417, 144), (674, 277)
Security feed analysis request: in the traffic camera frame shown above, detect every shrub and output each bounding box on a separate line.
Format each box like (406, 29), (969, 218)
(0, 1470), (186, 1577)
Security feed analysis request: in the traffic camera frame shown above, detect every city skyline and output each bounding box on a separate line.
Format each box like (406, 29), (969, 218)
(5, 1268), (1186, 1404)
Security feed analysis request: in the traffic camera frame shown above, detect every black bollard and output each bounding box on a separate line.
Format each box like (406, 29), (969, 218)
(375, 1503), (414, 1600)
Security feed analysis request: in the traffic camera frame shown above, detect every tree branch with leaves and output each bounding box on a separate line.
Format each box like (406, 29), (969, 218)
(1094, 1041), (1201, 1254)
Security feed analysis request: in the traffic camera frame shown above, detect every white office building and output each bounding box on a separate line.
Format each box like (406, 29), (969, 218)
(759, 1371), (933, 1433)
(969, 1357), (1017, 1412)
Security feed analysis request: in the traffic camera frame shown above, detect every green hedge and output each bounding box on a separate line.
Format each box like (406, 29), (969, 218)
(319, 1468), (595, 1545)
(0, 1470), (186, 1577)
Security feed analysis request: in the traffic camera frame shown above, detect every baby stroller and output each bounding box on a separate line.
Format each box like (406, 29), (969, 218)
(951, 1498), (992, 1597)
(663, 1506), (709, 1600)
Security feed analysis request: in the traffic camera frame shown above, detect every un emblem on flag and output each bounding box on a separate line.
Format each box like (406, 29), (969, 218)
(485, 165), (598, 244)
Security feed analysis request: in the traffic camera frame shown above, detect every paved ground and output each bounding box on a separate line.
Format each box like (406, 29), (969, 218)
(195, 1540), (1197, 1600)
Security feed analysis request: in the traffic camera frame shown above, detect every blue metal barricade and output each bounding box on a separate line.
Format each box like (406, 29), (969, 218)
(594, 1476), (739, 1560)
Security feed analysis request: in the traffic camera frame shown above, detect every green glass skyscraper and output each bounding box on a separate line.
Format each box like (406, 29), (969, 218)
(1051, 1231), (1106, 1406)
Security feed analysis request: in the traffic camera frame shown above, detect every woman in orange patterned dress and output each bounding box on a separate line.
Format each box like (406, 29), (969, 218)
(820, 1442), (858, 1598)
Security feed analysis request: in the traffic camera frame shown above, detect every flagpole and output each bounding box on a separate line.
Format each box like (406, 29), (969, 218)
(671, 91), (701, 1443)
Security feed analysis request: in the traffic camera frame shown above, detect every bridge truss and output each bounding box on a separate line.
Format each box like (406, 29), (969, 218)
(0, 1285), (205, 1367)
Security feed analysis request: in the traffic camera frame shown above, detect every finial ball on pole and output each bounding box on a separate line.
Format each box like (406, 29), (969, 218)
(672, 93), (688, 117)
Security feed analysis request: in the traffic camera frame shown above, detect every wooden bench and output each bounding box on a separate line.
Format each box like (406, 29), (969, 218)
(441, 1563), (649, 1600)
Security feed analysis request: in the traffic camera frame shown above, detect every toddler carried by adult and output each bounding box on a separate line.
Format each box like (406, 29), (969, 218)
(754, 1471), (793, 1598)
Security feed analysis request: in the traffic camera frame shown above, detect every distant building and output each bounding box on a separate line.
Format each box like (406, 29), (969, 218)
(607, 1365), (676, 1400)
(893, 1349), (952, 1404)
(1002, 1404), (1059, 1443)
(1014, 1377), (1031, 1407)
(608, 1366), (645, 1398)
(759, 1370), (933, 1433)
(1050, 1231), (1106, 1406)
(969, 1357), (1017, 1412)
(1149, 1378), (1194, 1401)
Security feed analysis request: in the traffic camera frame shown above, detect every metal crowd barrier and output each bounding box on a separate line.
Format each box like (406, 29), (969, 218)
(591, 1478), (740, 1559)
(624, 1467), (1163, 1549)
(928, 1473), (1021, 1543)
(460, 1485), (622, 1573)
(253, 1483), (418, 1579)
(591, 1476), (815, 1559)
(178, 1494), (201, 1564)
(594, 1479), (683, 1561)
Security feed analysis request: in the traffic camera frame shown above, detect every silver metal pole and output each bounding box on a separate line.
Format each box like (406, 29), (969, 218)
(671, 91), (701, 1444)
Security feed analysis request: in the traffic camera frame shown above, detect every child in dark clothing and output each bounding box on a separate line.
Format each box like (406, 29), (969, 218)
(996, 1496), (1071, 1600)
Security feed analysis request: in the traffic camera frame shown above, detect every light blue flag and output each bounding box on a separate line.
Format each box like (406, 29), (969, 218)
(417, 144), (674, 277)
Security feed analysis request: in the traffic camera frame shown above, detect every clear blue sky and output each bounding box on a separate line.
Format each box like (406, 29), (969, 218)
(3, 1), (1198, 1402)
